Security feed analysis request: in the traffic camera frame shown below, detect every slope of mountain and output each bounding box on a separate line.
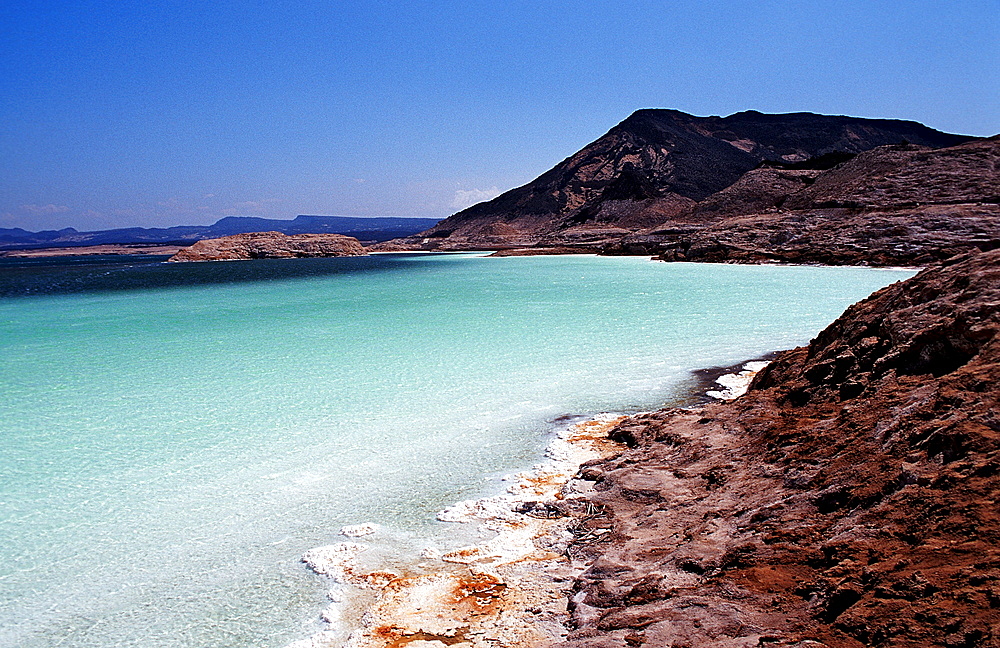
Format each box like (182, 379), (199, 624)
(638, 136), (1000, 265)
(0, 215), (441, 250)
(377, 110), (976, 252)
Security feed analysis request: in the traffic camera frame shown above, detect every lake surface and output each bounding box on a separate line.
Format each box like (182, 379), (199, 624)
(0, 253), (915, 647)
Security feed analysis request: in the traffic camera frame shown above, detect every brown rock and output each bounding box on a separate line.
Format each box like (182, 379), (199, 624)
(167, 231), (366, 262)
(642, 136), (1000, 265)
(551, 250), (1000, 647)
(692, 167), (822, 218)
(782, 138), (1000, 210)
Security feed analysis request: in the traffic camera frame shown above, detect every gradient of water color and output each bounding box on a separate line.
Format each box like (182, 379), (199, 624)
(0, 253), (915, 647)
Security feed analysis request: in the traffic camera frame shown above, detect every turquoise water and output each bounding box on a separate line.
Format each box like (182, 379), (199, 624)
(0, 253), (914, 647)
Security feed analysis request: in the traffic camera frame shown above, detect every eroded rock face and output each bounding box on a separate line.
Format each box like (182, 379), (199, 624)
(640, 203), (1000, 266)
(553, 249), (1000, 647)
(168, 232), (366, 261)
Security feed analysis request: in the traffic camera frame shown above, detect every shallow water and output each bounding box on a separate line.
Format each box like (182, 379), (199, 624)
(0, 253), (914, 647)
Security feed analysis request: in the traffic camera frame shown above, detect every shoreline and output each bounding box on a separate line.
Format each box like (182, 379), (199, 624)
(0, 244), (185, 257)
(0, 243), (926, 277)
(289, 414), (629, 648)
(287, 360), (771, 648)
(544, 250), (999, 646)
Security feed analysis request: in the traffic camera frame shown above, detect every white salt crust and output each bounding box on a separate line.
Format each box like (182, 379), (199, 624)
(706, 360), (770, 400)
(339, 523), (378, 537)
(287, 413), (627, 648)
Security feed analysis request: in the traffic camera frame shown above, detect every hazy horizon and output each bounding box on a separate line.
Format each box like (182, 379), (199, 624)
(0, 213), (442, 234)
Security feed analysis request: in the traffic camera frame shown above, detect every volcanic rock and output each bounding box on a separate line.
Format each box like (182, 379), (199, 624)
(375, 110), (973, 253)
(550, 249), (1000, 647)
(168, 231), (366, 262)
(781, 138), (1000, 210)
(632, 136), (1000, 265)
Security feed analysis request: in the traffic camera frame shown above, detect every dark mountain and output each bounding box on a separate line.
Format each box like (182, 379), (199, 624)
(0, 215), (441, 250)
(379, 109), (975, 251)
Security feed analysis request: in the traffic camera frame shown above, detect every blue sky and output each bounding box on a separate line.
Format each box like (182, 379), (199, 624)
(2, 0), (998, 231)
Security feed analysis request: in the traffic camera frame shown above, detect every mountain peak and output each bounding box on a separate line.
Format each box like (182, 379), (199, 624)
(379, 109), (983, 254)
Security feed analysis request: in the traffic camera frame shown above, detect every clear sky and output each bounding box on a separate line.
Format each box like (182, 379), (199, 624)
(2, 0), (998, 231)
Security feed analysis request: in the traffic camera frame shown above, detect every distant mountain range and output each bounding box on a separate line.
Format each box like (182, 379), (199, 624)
(0, 215), (442, 250)
(377, 109), (996, 264)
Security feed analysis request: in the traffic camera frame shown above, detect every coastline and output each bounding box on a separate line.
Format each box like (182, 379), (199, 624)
(288, 361), (770, 648)
(0, 244), (185, 257)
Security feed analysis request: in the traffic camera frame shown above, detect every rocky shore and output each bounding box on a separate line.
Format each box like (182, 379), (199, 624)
(552, 249), (999, 647)
(286, 249), (997, 648)
(289, 416), (632, 648)
(168, 231), (366, 262)
(278, 110), (998, 646)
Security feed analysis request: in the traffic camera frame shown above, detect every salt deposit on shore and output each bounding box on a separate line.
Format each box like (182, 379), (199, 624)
(289, 414), (627, 648)
(288, 361), (773, 648)
(705, 360), (770, 400)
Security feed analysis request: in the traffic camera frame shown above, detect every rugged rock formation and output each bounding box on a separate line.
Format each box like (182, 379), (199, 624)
(551, 249), (1000, 647)
(168, 231), (366, 262)
(634, 137), (1000, 265)
(624, 202), (1000, 267)
(374, 110), (975, 253)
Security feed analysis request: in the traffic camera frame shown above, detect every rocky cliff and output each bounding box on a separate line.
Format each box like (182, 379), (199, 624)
(553, 248), (1000, 647)
(168, 232), (366, 261)
(376, 110), (978, 255)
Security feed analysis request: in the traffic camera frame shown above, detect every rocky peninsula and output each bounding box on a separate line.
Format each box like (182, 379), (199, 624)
(168, 231), (366, 262)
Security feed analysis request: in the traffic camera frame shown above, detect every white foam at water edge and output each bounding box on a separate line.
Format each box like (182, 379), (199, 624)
(706, 360), (770, 400)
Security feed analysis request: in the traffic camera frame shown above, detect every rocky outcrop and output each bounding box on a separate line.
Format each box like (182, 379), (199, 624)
(374, 110), (975, 253)
(168, 232), (366, 262)
(619, 136), (1000, 265)
(552, 249), (1000, 647)
(780, 138), (1000, 210)
(630, 202), (999, 266)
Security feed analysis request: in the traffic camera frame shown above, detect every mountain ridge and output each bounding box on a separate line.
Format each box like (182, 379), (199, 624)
(376, 109), (987, 258)
(0, 215), (441, 250)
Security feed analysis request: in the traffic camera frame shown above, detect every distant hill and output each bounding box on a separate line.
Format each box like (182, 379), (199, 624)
(377, 109), (978, 252)
(0, 215), (441, 250)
